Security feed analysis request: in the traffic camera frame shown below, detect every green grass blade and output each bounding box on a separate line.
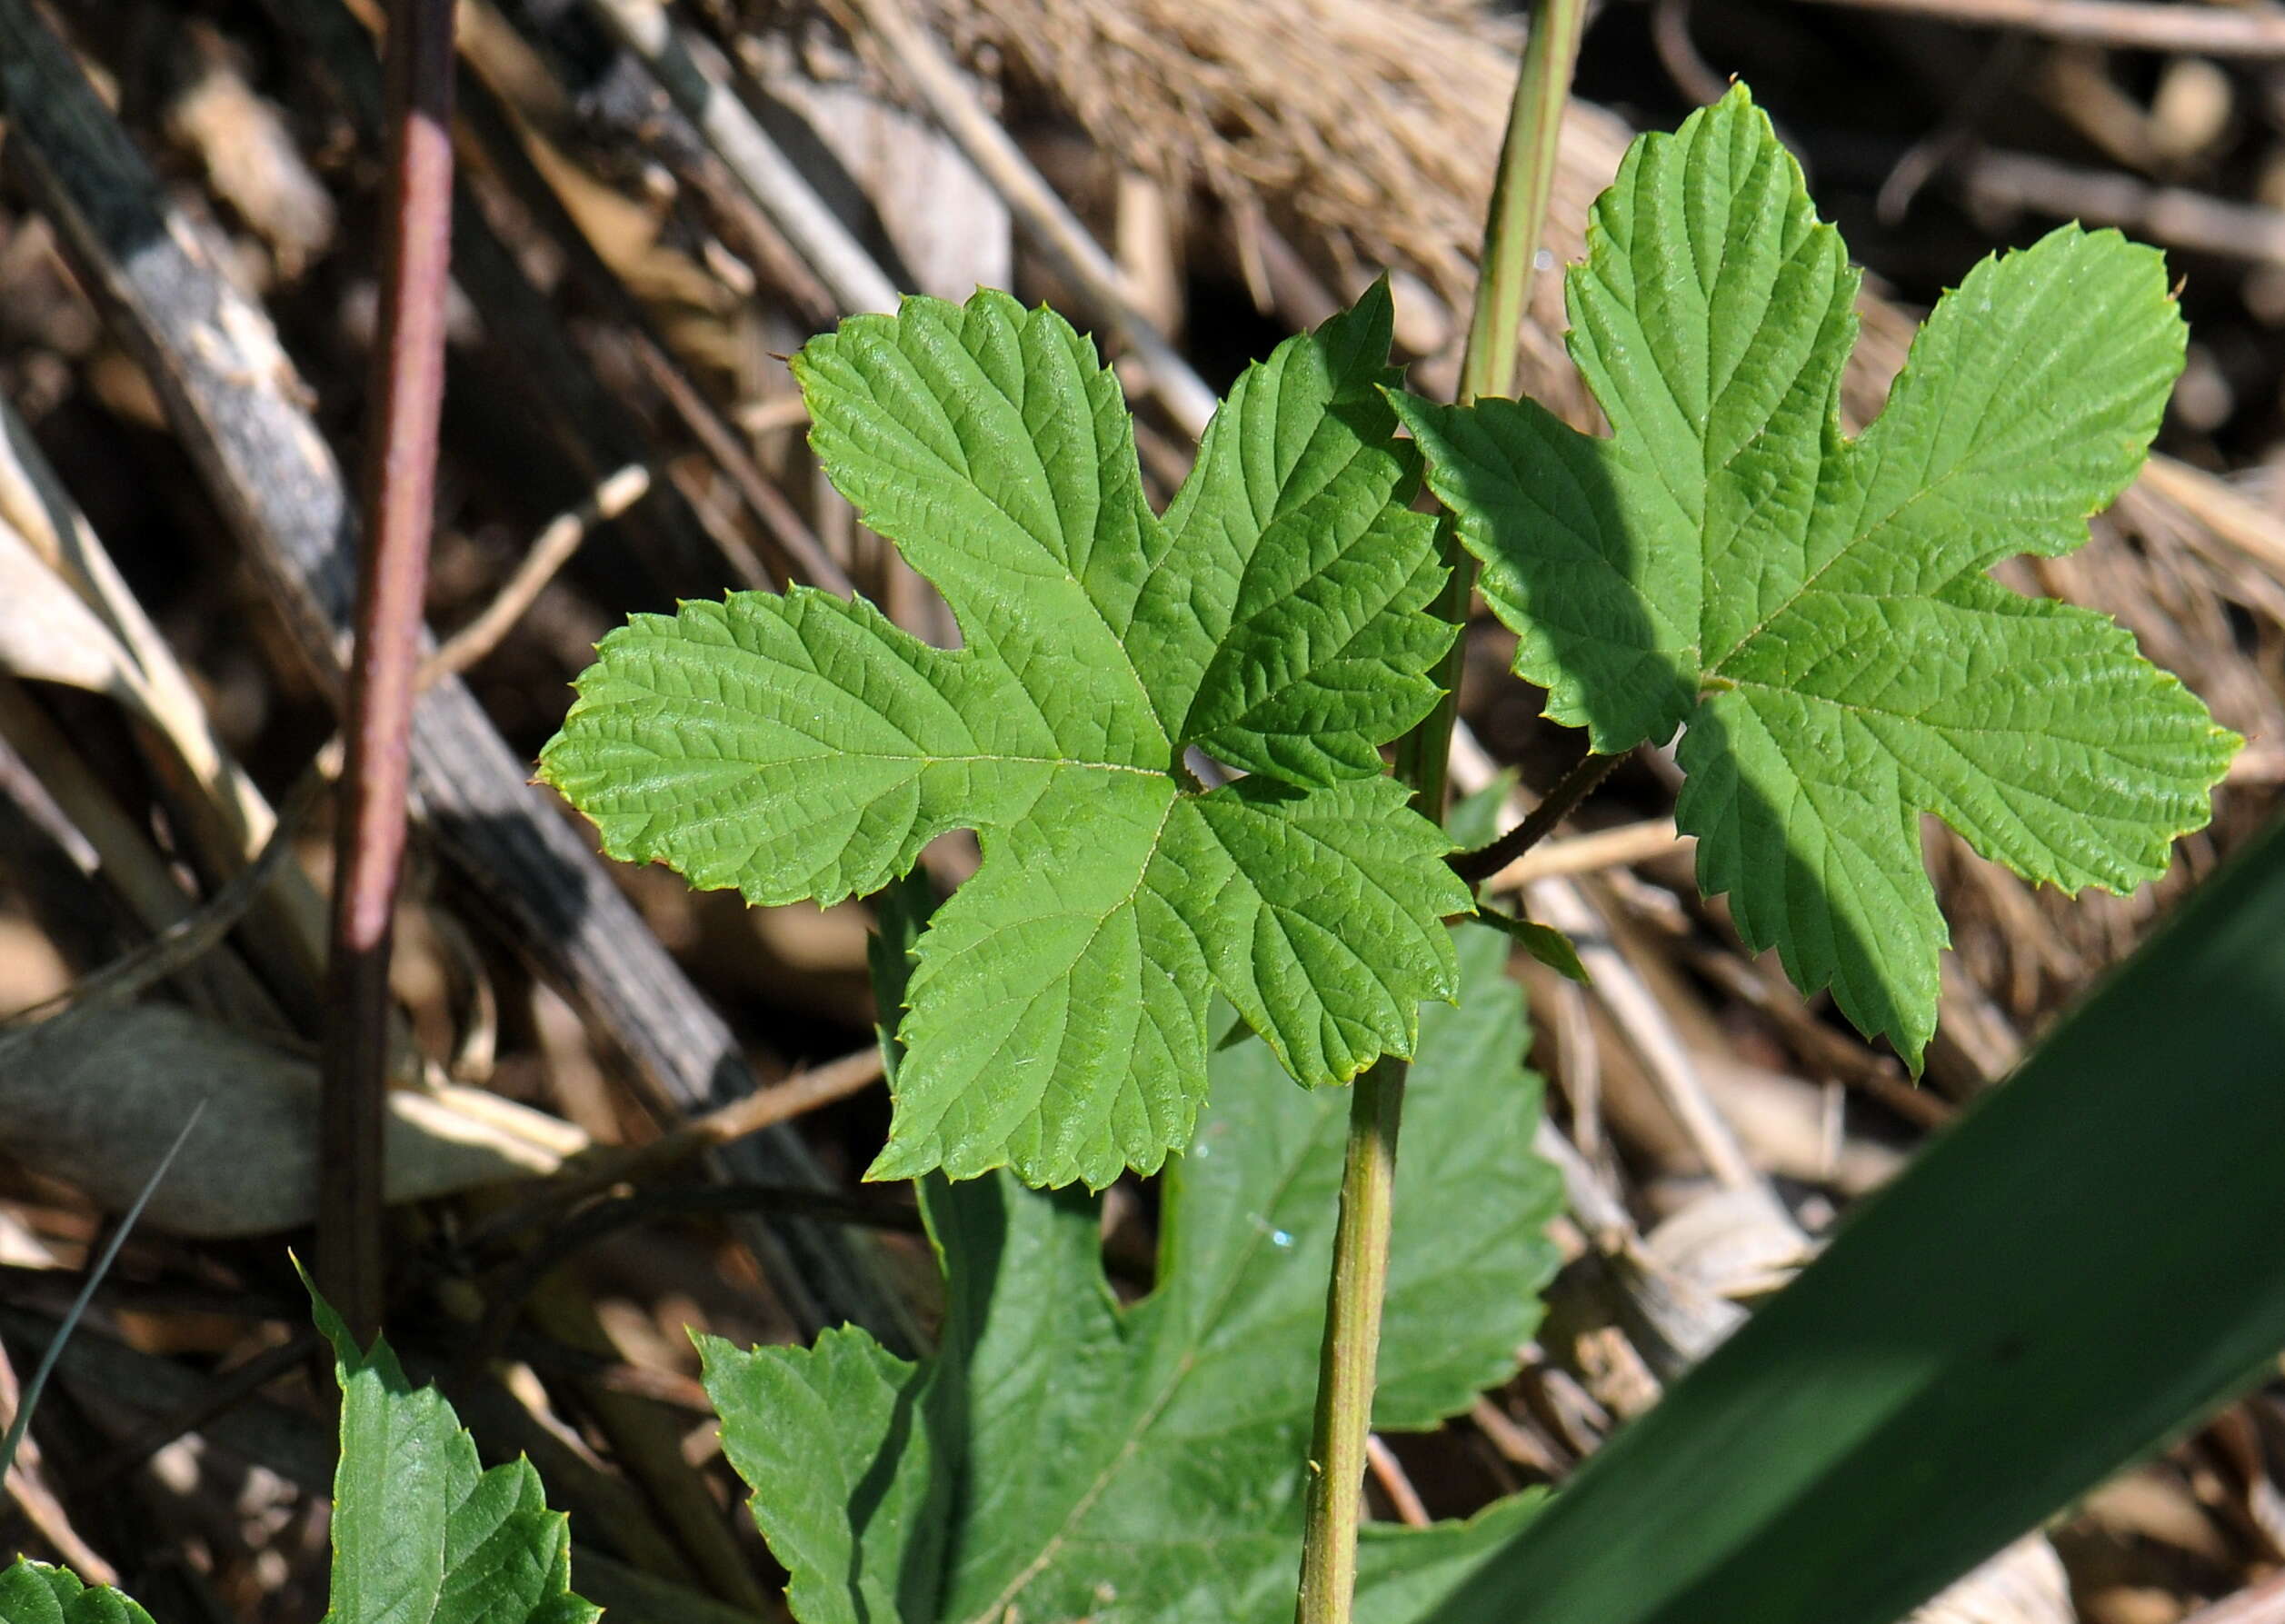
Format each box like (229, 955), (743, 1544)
(0, 1100), (204, 1484)
(1424, 810), (2285, 1624)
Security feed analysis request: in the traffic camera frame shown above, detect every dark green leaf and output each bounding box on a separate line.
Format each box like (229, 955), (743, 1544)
(1423, 810), (2285, 1624)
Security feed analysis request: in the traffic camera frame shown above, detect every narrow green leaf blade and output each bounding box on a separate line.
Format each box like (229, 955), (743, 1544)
(1422, 811), (2285, 1624)
(709, 928), (1560, 1623)
(310, 1288), (598, 1624)
(1403, 83), (2236, 1061)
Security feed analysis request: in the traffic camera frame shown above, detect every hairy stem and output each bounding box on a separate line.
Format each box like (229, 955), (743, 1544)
(319, 0), (456, 1341)
(1451, 749), (1626, 885)
(1292, 4), (1587, 1619)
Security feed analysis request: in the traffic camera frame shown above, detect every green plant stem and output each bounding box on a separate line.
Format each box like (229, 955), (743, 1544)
(1451, 749), (1625, 885)
(1292, 3), (1587, 1620)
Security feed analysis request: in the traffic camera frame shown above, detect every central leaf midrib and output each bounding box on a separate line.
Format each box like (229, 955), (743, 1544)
(1701, 388), (2020, 681)
(761, 749), (1168, 777)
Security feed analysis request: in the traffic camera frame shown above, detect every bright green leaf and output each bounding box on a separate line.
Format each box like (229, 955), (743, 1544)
(308, 1287), (598, 1624)
(1395, 85), (2237, 1063)
(702, 927), (1560, 1624)
(542, 284), (1470, 1187)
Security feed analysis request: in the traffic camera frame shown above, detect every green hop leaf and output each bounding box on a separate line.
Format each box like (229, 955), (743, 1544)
(541, 284), (1471, 1187)
(309, 1284), (598, 1624)
(700, 926), (1559, 1624)
(1396, 84), (2238, 1063)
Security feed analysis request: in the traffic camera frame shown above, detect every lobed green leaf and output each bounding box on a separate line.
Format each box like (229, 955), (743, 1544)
(1397, 84), (2238, 1063)
(543, 284), (1470, 1187)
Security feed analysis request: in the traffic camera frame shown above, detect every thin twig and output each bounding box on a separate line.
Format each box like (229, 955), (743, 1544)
(476, 1182), (922, 1357)
(2140, 454), (2285, 581)
(1961, 147), (2285, 264)
(0, 8), (911, 1336)
(502, 1330), (713, 1414)
(433, 21), (850, 592)
(1452, 750), (1626, 884)
(1469, 1394), (1568, 1478)
(82, 1328), (321, 1489)
(736, 395), (813, 438)
(0, 768), (324, 1030)
(838, 0), (1220, 436)
(1790, 0), (2285, 56)
(458, 1044), (888, 1250)
(266, 0), (771, 601)
(421, 464), (650, 686)
(0, 398), (330, 1003)
(1532, 869), (1765, 1190)
(1447, 724), (1785, 1199)
(1679, 943), (1952, 1130)
(1363, 1436), (1431, 1529)
(638, 1045), (889, 1174)
(627, 344), (856, 595)
(321, 0), (456, 1341)
(1483, 817), (1685, 892)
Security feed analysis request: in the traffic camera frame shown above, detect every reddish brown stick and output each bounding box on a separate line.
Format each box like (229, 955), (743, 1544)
(320, 0), (456, 1341)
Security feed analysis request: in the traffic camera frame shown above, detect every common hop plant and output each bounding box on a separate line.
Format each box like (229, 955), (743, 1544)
(541, 284), (1471, 1189)
(699, 928), (1558, 1624)
(1397, 85), (2238, 1061)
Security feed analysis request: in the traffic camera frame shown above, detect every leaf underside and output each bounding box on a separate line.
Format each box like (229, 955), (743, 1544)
(541, 284), (1471, 1189)
(1396, 85), (2237, 1064)
(703, 928), (1561, 1624)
